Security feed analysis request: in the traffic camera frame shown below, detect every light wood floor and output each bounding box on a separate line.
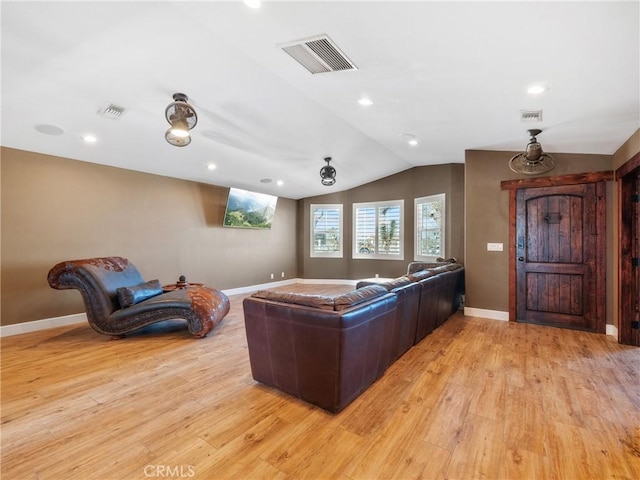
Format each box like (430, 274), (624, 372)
(2, 284), (639, 480)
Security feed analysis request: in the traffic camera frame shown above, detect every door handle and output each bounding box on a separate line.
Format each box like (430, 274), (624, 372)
(518, 256), (524, 261)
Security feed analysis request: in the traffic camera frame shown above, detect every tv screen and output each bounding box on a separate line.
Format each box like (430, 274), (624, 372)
(223, 187), (278, 229)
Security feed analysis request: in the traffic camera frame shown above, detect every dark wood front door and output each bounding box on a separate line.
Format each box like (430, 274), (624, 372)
(515, 183), (605, 332)
(618, 154), (640, 346)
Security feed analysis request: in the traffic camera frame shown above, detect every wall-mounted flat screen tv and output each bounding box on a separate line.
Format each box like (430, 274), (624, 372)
(223, 187), (278, 229)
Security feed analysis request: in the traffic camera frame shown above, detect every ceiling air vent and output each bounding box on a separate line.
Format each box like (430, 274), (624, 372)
(97, 103), (125, 120)
(279, 34), (357, 74)
(520, 110), (542, 122)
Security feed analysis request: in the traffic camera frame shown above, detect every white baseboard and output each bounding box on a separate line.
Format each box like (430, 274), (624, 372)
(464, 307), (509, 321)
(1, 313), (87, 337)
(606, 323), (618, 339)
(221, 278), (300, 296)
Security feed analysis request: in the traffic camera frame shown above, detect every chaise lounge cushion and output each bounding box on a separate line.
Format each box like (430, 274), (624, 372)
(116, 279), (163, 308)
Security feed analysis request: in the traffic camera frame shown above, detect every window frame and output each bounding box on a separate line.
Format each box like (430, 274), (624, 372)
(414, 193), (446, 261)
(352, 199), (404, 260)
(310, 204), (343, 258)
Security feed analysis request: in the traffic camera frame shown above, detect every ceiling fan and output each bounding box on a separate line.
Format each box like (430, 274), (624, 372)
(509, 129), (556, 175)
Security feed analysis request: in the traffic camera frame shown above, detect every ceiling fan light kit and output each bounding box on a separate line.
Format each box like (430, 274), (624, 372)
(165, 93), (197, 147)
(509, 129), (556, 176)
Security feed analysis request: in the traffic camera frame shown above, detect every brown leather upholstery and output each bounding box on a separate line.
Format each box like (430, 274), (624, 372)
(407, 257), (458, 274)
(243, 265), (464, 412)
(356, 277), (420, 362)
(413, 265), (465, 342)
(47, 257), (230, 338)
(356, 265), (465, 346)
(243, 287), (397, 413)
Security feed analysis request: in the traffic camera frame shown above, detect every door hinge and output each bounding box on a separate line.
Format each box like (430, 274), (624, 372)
(633, 258), (639, 267)
(632, 321), (639, 330)
(632, 194), (640, 203)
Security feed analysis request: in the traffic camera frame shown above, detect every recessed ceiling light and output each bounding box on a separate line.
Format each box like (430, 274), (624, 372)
(401, 133), (418, 146)
(357, 97), (373, 106)
(82, 134), (97, 143)
(276, 180), (284, 186)
(35, 124), (64, 136)
(207, 163), (216, 170)
(244, 0), (261, 8)
(527, 84), (548, 95)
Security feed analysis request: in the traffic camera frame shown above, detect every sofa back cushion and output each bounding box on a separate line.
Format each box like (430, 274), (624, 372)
(407, 258), (458, 274)
(407, 270), (437, 282)
(334, 285), (388, 311)
(356, 276), (412, 291)
(250, 290), (335, 310)
(251, 284), (388, 311)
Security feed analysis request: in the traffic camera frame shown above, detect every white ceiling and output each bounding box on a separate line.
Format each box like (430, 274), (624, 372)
(2, 1), (638, 200)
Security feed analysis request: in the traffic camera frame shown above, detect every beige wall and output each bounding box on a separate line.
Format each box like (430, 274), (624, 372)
(1, 147), (299, 326)
(464, 149), (614, 319)
(4, 129), (638, 329)
(299, 164), (465, 280)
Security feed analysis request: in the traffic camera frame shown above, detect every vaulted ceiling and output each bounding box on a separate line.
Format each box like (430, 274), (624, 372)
(2, 1), (638, 199)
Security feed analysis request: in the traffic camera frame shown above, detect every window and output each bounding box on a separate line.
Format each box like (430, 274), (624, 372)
(353, 200), (404, 259)
(310, 204), (343, 257)
(415, 193), (445, 261)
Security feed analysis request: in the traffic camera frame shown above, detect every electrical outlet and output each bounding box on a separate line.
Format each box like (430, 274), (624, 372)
(270, 273), (274, 280)
(487, 243), (504, 252)
(281, 272), (285, 278)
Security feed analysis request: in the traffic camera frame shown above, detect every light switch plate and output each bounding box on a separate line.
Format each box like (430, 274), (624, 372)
(487, 242), (504, 251)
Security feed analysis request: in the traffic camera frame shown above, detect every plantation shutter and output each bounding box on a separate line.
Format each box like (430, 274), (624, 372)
(377, 204), (401, 255)
(354, 206), (376, 253)
(415, 194), (445, 259)
(312, 206), (341, 254)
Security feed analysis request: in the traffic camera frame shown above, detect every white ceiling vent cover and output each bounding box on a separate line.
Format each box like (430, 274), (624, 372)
(279, 35), (357, 74)
(97, 104), (125, 120)
(520, 110), (543, 122)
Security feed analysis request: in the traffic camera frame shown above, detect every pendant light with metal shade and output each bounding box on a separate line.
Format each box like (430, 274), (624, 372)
(165, 93), (197, 147)
(508, 129), (556, 175)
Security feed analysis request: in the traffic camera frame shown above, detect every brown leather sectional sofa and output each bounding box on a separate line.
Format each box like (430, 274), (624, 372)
(243, 263), (464, 413)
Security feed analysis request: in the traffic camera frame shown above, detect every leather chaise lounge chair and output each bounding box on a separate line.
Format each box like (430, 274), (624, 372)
(47, 257), (230, 338)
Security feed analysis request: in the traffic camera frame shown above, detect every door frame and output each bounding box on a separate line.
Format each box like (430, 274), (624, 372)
(501, 171), (613, 324)
(616, 152), (640, 345)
